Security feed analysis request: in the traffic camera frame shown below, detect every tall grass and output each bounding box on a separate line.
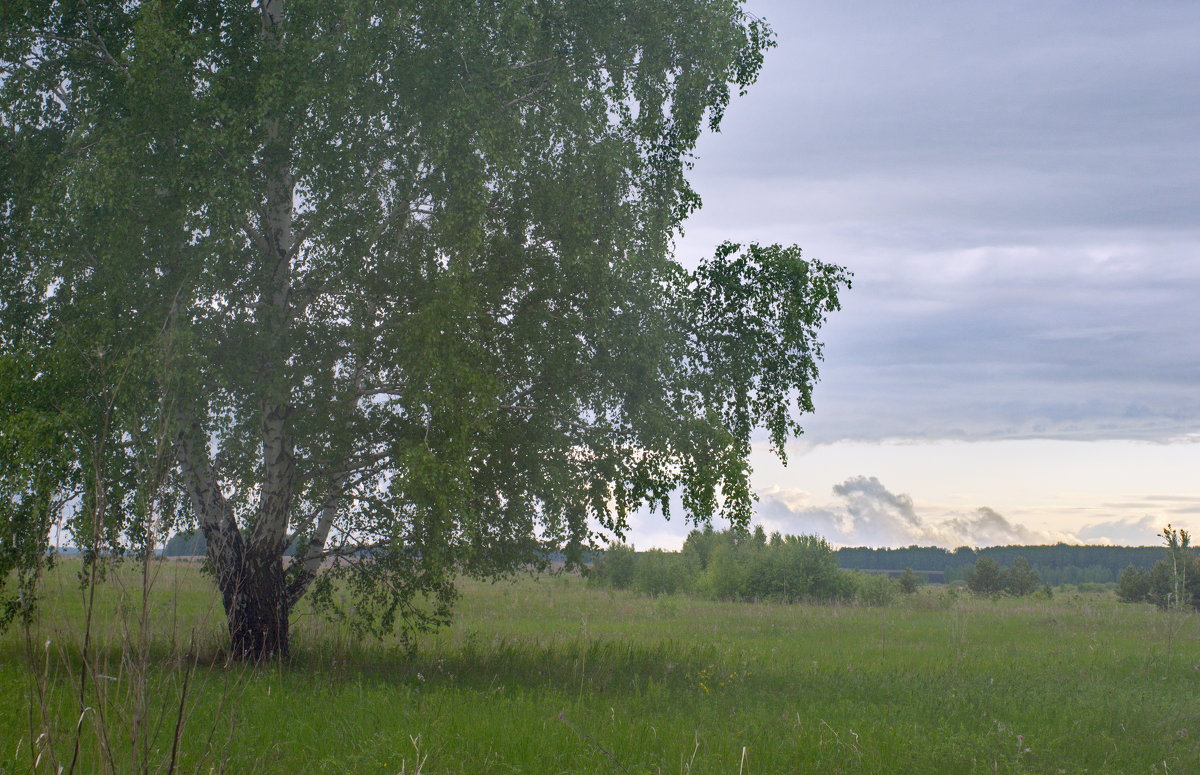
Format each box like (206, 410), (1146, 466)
(3, 561), (1199, 773)
(6, 558), (240, 774)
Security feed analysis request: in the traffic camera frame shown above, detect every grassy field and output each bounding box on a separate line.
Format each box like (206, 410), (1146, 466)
(2, 560), (1199, 774)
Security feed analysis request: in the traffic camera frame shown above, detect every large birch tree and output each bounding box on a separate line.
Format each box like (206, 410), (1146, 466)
(0, 0), (849, 659)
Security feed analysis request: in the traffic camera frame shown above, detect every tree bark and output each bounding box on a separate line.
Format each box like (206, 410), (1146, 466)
(174, 0), (298, 662)
(227, 547), (290, 660)
(176, 418), (291, 660)
(213, 0), (296, 661)
(285, 479), (342, 609)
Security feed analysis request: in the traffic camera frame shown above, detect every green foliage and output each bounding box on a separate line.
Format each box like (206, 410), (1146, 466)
(587, 543), (637, 590)
(0, 0), (848, 648)
(966, 555), (1040, 597)
(1145, 559), (1200, 612)
(837, 543), (1163, 586)
(1156, 524), (1200, 610)
(163, 530), (207, 558)
(850, 572), (897, 606)
(1145, 561), (1176, 609)
(1003, 556), (1040, 596)
(966, 557), (1005, 596)
(1116, 565), (1151, 603)
(1116, 525), (1200, 611)
(897, 567), (922, 594)
(162, 530), (306, 558)
(591, 527), (878, 604)
(631, 549), (691, 597)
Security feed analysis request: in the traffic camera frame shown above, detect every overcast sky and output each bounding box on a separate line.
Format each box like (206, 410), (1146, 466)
(624, 0), (1200, 550)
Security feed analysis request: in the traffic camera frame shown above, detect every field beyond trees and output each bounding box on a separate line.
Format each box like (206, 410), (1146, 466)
(3, 560), (1199, 774)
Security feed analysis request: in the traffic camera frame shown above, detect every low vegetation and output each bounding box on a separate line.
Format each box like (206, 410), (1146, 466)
(588, 527), (899, 606)
(1117, 525), (1200, 611)
(4, 558), (1198, 774)
(965, 556), (1044, 597)
(588, 528), (1058, 606)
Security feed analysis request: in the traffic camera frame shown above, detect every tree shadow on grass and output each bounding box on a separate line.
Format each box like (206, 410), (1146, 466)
(280, 635), (735, 695)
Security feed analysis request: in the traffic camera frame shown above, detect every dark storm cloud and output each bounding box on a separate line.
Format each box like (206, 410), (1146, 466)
(683, 1), (1200, 442)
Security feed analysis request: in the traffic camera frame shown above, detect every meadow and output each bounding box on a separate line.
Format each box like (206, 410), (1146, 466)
(2, 560), (1198, 774)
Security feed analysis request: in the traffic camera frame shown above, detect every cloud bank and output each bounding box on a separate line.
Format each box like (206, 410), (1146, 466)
(680, 0), (1200, 444)
(759, 476), (1077, 548)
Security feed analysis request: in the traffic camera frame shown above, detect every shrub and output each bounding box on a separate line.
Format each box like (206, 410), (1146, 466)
(697, 541), (747, 600)
(589, 543), (637, 590)
(1124, 526), (1200, 611)
(966, 556), (1005, 595)
(854, 573), (897, 606)
(761, 534), (844, 602)
(1003, 556), (1040, 596)
(632, 549), (690, 597)
(588, 527), (897, 607)
(897, 568), (922, 594)
(1116, 565), (1150, 603)
(1145, 556), (1200, 610)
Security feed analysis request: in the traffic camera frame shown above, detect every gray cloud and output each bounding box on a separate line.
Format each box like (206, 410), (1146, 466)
(940, 507), (1047, 547)
(709, 0), (1200, 231)
(680, 1), (1200, 443)
(758, 476), (1072, 548)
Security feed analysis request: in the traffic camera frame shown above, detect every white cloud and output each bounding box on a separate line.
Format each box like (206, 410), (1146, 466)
(757, 476), (1075, 548)
(1075, 515), (1163, 546)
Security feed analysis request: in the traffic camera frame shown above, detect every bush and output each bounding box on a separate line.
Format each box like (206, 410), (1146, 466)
(595, 542), (1057, 605)
(1003, 556), (1040, 596)
(588, 543), (637, 590)
(1145, 556), (1200, 610)
(1116, 565), (1150, 603)
(897, 568), (922, 594)
(853, 573), (897, 606)
(1113, 526), (1200, 611)
(697, 541), (747, 600)
(163, 530), (206, 557)
(965, 555), (1040, 597)
(588, 526), (905, 608)
(632, 549), (690, 597)
(966, 557), (1005, 595)
(757, 534), (845, 602)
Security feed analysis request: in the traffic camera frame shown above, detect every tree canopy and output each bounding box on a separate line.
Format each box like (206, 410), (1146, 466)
(0, 0), (849, 658)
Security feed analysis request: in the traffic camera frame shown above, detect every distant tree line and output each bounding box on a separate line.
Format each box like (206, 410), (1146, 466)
(836, 544), (1162, 586)
(589, 527), (910, 606)
(162, 531), (207, 557)
(163, 531), (302, 558)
